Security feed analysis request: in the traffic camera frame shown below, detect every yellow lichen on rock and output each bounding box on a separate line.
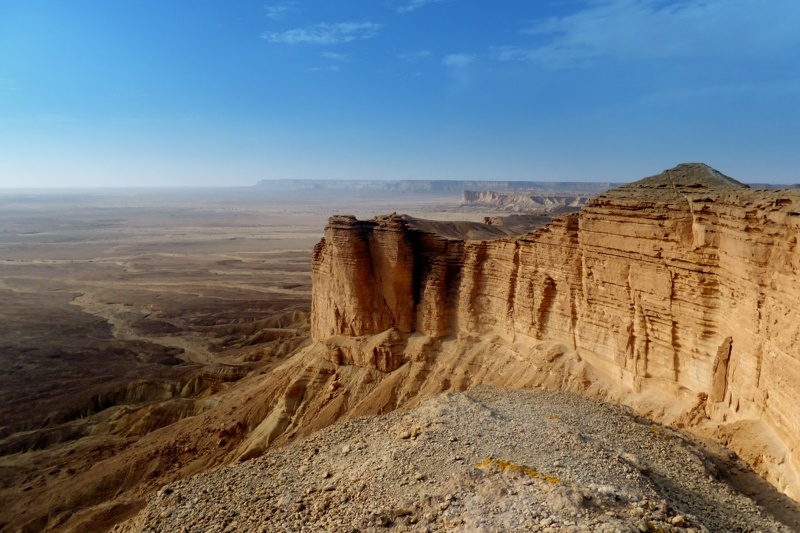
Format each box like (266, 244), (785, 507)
(476, 457), (560, 484)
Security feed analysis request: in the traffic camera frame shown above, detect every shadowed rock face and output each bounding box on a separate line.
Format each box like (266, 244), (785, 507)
(310, 163), (800, 499)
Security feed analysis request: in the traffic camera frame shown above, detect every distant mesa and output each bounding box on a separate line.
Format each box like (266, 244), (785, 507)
(255, 172), (800, 193)
(460, 190), (590, 214)
(255, 178), (621, 194)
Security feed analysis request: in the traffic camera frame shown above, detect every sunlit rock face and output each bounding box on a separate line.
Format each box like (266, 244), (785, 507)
(310, 163), (800, 498)
(575, 165), (800, 438)
(311, 214), (415, 339)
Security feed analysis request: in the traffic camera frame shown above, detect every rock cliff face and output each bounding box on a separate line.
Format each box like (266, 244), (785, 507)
(311, 163), (800, 499)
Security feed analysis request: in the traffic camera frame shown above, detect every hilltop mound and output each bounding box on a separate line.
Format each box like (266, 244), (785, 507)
(626, 163), (747, 190)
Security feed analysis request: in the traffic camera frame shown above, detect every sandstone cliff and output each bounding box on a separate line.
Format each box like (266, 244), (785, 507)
(310, 163), (800, 499)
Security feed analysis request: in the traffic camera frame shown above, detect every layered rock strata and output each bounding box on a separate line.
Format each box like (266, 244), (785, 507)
(311, 163), (800, 498)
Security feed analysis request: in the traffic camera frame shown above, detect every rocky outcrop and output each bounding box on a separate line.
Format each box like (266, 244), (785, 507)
(311, 214), (415, 339)
(311, 163), (800, 499)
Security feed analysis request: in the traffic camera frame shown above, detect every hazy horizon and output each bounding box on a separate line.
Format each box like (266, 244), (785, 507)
(3, 174), (799, 193)
(2, 1), (800, 187)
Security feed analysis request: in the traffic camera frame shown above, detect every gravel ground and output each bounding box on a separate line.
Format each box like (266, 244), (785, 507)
(117, 387), (797, 532)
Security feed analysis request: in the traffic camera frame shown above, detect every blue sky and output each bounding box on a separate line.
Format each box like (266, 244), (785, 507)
(1, 0), (799, 187)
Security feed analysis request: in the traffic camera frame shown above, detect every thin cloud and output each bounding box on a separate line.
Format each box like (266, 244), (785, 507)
(397, 0), (449, 14)
(321, 51), (350, 61)
(499, 0), (800, 68)
(305, 65), (342, 73)
(397, 50), (432, 62)
(264, 2), (297, 21)
(0, 80), (22, 97)
(442, 54), (476, 93)
(442, 54), (475, 68)
(262, 22), (381, 45)
(0, 113), (74, 124)
(637, 79), (800, 106)
(489, 45), (597, 68)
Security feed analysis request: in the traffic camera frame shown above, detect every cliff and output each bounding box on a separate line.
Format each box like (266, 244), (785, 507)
(311, 163), (800, 499)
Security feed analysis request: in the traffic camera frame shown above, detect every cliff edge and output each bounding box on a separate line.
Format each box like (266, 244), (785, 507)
(310, 163), (800, 499)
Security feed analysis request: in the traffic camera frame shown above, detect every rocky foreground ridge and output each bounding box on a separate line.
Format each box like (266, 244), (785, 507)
(310, 163), (800, 500)
(120, 387), (799, 532)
